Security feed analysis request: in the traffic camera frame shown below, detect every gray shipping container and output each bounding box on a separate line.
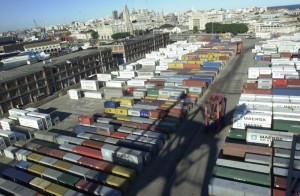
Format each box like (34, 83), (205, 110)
(68, 165), (90, 178)
(216, 158), (270, 174)
(59, 143), (76, 152)
(34, 131), (59, 143)
(56, 135), (84, 145)
(0, 179), (37, 196)
(209, 177), (270, 196)
(42, 168), (63, 181)
(245, 153), (272, 165)
(24, 143), (41, 151)
(104, 137), (120, 145)
(92, 123), (115, 134)
(96, 117), (113, 124)
(126, 134), (163, 150)
(273, 167), (300, 177)
(64, 190), (85, 196)
(93, 185), (122, 196)
(63, 153), (82, 163)
(273, 140), (300, 150)
(11, 125), (36, 139)
(101, 144), (145, 172)
(77, 133), (93, 139)
(274, 148), (291, 158)
(39, 156), (58, 166)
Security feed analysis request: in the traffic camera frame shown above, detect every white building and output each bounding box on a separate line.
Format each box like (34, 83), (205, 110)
(189, 12), (224, 31)
(73, 32), (92, 40)
(24, 41), (61, 53)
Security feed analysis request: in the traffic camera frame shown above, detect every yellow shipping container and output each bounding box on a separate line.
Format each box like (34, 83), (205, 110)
(53, 160), (73, 172)
(105, 175), (130, 192)
(27, 153), (44, 163)
(105, 108), (116, 114)
(111, 165), (136, 181)
(115, 107), (128, 116)
(181, 56), (189, 60)
(165, 101), (176, 106)
(29, 177), (51, 191)
(187, 93), (201, 99)
(28, 164), (47, 176)
(168, 63), (184, 69)
(45, 183), (69, 196)
(119, 98), (134, 106)
(144, 96), (157, 100)
(159, 95), (170, 99)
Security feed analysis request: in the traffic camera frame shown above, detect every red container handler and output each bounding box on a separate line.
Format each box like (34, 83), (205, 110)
(273, 79), (288, 87)
(78, 116), (94, 125)
(49, 149), (68, 159)
(73, 146), (103, 159)
(82, 140), (105, 150)
(78, 157), (98, 167)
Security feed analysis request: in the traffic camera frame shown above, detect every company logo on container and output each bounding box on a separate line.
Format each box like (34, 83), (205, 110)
(251, 135), (257, 141)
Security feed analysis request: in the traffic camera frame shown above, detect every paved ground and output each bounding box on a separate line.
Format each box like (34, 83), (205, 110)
(125, 38), (258, 196)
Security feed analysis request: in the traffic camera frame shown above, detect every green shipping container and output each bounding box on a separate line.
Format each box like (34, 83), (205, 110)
(228, 129), (246, 140)
(273, 119), (300, 133)
(91, 134), (107, 142)
(212, 166), (270, 186)
(57, 173), (80, 187)
(147, 89), (159, 97)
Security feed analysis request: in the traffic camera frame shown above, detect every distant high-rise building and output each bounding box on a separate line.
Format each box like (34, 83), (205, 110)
(112, 10), (118, 20)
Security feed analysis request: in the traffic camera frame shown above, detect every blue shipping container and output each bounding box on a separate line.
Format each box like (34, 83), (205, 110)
(73, 125), (97, 135)
(104, 101), (120, 108)
(203, 62), (222, 67)
(255, 55), (263, 61)
(2, 168), (35, 184)
(140, 109), (150, 118)
(272, 88), (300, 96)
(201, 67), (220, 72)
(15, 160), (33, 170)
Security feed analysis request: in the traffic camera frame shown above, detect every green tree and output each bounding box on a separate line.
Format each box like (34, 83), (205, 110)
(193, 26), (199, 33)
(205, 23), (248, 35)
(91, 31), (99, 39)
(111, 32), (131, 40)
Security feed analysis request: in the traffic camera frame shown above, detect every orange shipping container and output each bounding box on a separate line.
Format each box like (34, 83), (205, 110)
(183, 80), (207, 88)
(183, 64), (201, 69)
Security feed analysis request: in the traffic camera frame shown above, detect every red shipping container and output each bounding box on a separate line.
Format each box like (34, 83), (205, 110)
(145, 80), (165, 86)
(149, 110), (166, 119)
(126, 87), (138, 95)
(82, 140), (105, 150)
(78, 157), (98, 167)
(259, 74), (272, 78)
(243, 83), (258, 89)
(75, 179), (98, 193)
(78, 116), (94, 125)
(49, 149), (67, 159)
(273, 189), (285, 196)
(287, 79), (300, 88)
(219, 56), (229, 61)
(272, 79), (288, 87)
(169, 108), (187, 115)
(243, 89), (272, 95)
(93, 161), (114, 173)
(37, 147), (53, 155)
(97, 131), (128, 139)
(280, 53), (292, 58)
(159, 105), (171, 111)
(183, 64), (201, 69)
(183, 80), (207, 88)
(122, 121), (141, 129)
(73, 146), (103, 159)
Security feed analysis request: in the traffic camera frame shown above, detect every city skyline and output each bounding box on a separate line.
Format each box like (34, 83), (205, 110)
(0, 0), (300, 32)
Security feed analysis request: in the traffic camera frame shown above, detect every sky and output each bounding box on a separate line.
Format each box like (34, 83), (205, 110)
(0, 0), (300, 32)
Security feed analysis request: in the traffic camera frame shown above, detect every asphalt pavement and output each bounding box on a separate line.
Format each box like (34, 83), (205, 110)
(126, 38), (257, 196)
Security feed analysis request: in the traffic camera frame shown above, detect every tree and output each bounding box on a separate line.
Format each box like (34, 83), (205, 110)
(204, 23), (248, 35)
(193, 26), (199, 33)
(111, 32), (131, 40)
(91, 31), (99, 39)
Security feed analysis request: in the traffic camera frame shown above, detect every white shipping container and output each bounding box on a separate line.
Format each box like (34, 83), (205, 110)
(155, 66), (169, 71)
(246, 128), (293, 145)
(234, 112), (272, 124)
(8, 108), (28, 117)
(105, 81), (125, 88)
(0, 130), (17, 146)
(238, 100), (273, 107)
(68, 89), (82, 100)
(18, 116), (44, 130)
(273, 102), (300, 109)
(80, 80), (99, 91)
(128, 108), (141, 117)
(27, 112), (52, 129)
(84, 91), (104, 99)
(127, 79), (146, 87)
(119, 71), (136, 78)
(96, 74), (112, 81)
(133, 91), (146, 98)
(25, 108), (39, 112)
(0, 118), (15, 131)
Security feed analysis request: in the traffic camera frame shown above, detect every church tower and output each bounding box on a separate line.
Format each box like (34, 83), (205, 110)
(123, 4), (134, 35)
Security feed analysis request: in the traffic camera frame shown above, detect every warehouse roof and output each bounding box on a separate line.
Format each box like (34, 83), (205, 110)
(24, 41), (60, 49)
(0, 48), (108, 83)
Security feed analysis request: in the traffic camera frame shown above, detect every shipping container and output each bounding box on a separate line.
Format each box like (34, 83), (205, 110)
(57, 173), (80, 187)
(216, 158), (270, 173)
(0, 178), (37, 196)
(246, 128), (293, 145)
(209, 177), (270, 196)
(18, 115), (45, 130)
(2, 167), (35, 184)
(245, 153), (272, 165)
(0, 130), (17, 146)
(27, 112), (52, 129)
(11, 125), (35, 139)
(45, 183), (70, 196)
(223, 142), (272, 158)
(39, 156), (59, 167)
(42, 168), (63, 181)
(28, 163), (48, 176)
(213, 165), (270, 186)
(29, 177), (51, 191)
(53, 160), (73, 172)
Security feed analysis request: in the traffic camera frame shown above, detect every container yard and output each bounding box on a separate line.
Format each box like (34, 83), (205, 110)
(209, 33), (300, 196)
(0, 37), (270, 196)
